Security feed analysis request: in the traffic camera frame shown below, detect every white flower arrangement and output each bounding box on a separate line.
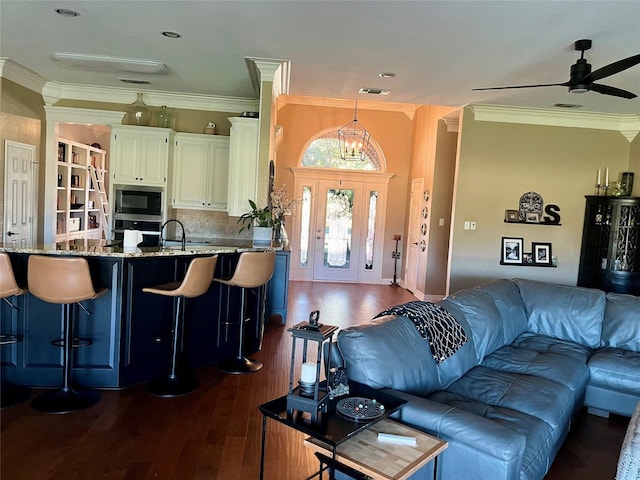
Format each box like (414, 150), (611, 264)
(270, 184), (297, 226)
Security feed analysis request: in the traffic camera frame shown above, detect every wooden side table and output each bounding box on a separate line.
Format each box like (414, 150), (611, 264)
(304, 418), (447, 480)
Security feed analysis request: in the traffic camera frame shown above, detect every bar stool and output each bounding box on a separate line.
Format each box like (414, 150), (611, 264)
(28, 255), (107, 413)
(142, 255), (218, 397)
(0, 253), (30, 408)
(215, 251), (276, 374)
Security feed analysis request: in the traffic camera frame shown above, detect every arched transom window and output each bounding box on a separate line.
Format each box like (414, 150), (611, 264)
(301, 130), (384, 171)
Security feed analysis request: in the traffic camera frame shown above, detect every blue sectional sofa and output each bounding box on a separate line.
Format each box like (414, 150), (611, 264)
(335, 278), (640, 480)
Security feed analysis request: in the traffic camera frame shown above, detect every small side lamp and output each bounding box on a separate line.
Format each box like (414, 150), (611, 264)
(286, 311), (338, 423)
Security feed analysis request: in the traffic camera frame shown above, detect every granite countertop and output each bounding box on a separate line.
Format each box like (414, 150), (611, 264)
(0, 238), (279, 257)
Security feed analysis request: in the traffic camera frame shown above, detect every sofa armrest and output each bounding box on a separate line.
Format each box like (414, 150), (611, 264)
(384, 388), (526, 464)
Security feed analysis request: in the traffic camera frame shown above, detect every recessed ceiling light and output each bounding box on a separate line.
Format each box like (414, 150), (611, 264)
(120, 78), (151, 85)
(55, 8), (80, 17)
(553, 103), (583, 108)
(162, 31), (182, 39)
(378, 72), (396, 79)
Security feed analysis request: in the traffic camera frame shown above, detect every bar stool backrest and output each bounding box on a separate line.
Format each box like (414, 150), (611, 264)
(227, 251), (276, 289)
(0, 253), (24, 299)
(28, 255), (99, 304)
(174, 255), (218, 298)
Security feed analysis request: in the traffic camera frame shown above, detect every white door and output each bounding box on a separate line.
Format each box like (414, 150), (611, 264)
(313, 180), (364, 282)
(3, 140), (36, 247)
(405, 179), (423, 293)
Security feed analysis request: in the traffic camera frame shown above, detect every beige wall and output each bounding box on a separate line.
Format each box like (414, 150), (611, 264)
(274, 99), (416, 279)
(1, 78), (44, 239)
(629, 134), (640, 197)
(449, 106), (632, 292)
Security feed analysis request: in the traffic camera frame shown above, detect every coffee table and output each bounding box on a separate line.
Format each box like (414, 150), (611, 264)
(304, 418), (448, 480)
(258, 381), (407, 480)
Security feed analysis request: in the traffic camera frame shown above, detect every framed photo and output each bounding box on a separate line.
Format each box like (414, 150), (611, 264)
(505, 209), (520, 223)
(522, 252), (533, 264)
(501, 237), (523, 264)
(532, 242), (552, 265)
(525, 212), (540, 223)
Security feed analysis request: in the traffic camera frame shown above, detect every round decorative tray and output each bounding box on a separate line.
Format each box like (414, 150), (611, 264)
(336, 396), (385, 422)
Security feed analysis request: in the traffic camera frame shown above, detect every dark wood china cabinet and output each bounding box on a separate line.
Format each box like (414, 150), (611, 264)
(578, 196), (640, 295)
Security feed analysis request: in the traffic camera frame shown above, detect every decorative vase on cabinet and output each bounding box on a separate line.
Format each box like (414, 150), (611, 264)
(127, 93), (151, 126)
(578, 196), (640, 295)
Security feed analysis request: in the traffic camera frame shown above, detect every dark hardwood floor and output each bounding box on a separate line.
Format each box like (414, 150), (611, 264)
(1, 281), (629, 479)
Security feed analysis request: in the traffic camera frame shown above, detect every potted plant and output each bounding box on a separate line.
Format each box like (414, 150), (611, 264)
(238, 200), (273, 246)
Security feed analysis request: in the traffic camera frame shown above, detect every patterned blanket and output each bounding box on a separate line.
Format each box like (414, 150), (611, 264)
(375, 301), (468, 365)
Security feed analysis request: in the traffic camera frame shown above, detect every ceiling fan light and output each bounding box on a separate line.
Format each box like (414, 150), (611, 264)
(569, 86), (589, 94)
(50, 52), (169, 74)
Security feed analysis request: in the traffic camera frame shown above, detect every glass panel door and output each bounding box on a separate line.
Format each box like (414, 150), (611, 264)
(313, 180), (363, 282)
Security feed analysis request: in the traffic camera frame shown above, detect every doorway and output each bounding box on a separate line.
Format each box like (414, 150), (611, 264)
(312, 180), (364, 282)
(405, 179), (423, 293)
(3, 140), (37, 247)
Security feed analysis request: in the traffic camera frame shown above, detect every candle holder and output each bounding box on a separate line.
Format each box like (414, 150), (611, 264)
(286, 311), (338, 423)
(595, 183), (602, 196)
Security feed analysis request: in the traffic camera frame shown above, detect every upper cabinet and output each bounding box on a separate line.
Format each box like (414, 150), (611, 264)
(111, 126), (172, 186)
(171, 133), (229, 211)
(578, 195), (640, 295)
(227, 117), (259, 217)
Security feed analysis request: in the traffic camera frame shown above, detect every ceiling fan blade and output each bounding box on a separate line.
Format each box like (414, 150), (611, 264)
(472, 82), (568, 91)
(589, 83), (637, 99)
(582, 54), (640, 83)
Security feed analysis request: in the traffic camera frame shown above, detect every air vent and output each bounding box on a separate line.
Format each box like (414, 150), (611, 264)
(359, 88), (391, 95)
(120, 78), (151, 85)
(553, 103), (583, 108)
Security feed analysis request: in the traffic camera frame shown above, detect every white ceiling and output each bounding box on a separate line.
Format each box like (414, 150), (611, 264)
(1, 0), (639, 115)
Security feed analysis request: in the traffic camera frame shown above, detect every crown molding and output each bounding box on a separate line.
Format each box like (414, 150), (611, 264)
(442, 111), (460, 133)
(469, 104), (640, 142)
(41, 82), (259, 112)
(245, 57), (291, 98)
(0, 58), (47, 93)
(278, 95), (419, 117)
(44, 105), (126, 125)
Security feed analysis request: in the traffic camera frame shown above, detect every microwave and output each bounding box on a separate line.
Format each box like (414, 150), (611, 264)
(114, 185), (163, 218)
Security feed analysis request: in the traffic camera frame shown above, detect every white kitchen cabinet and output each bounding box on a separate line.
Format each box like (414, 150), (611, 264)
(172, 133), (229, 211)
(111, 125), (172, 186)
(227, 117), (259, 217)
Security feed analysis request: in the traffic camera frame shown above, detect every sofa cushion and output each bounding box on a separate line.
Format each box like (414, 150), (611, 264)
(435, 300), (482, 389)
(588, 347), (640, 395)
(427, 390), (554, 480)
(444, 366), (575, 431)
(476, 279), (529, 345)
(514, 279), (606, 348)
(336, 315), (441, 396)
(374, 301), (468, 365)
(602, 293), (640, 350)
(445, 288), (505, 361)
(481, 345), (590, 393)
(511, 332), (593, 362)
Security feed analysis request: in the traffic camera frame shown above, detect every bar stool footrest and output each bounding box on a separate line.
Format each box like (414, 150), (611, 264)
(32, 387), (100, 414)
(0, 334), (22, 346)
(145, 374), (199, 398)
(218, 356), (263, 375)
(1, 384), (31, 408)
(51, 338), (93, 348)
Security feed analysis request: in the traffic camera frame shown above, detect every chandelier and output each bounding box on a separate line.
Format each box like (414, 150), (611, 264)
(338, 101), (370, 161)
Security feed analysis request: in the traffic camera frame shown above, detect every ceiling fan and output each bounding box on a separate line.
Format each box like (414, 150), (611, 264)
(473, 39), (640, 99)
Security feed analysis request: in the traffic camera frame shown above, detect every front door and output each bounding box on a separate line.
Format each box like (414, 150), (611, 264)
(313, 180), (364, 282)
(3, 140), (36, 247)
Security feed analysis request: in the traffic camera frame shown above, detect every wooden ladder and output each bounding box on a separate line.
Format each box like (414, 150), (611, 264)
(88, 165), (111, 240)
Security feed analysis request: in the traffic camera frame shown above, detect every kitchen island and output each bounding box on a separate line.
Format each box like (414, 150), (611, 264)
(0, 239), (286, 389)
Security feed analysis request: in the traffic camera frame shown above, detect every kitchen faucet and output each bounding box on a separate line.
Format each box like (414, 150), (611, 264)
(160, 219), (186, 251)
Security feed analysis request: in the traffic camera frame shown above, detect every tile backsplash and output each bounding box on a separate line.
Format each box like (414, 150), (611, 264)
(172, 209), (251, 241)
